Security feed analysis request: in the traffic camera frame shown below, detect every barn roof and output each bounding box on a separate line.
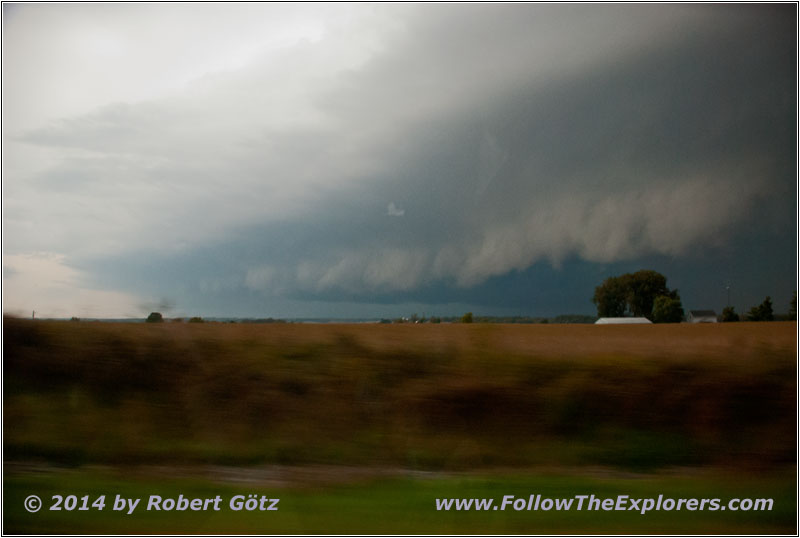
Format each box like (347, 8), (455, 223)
(594, 317), (653, 325)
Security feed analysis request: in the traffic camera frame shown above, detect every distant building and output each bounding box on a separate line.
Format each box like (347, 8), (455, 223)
(687, 310), (717, 323)
(594, 317), (652, 325)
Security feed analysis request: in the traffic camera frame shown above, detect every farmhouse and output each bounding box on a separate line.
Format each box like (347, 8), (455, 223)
(594, 317), (653, 325)
(687, 310), (717, 323)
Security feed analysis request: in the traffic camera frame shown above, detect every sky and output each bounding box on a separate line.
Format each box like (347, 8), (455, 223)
(2, 3), (796, 319)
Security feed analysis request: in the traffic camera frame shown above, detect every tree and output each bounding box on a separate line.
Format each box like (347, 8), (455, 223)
(461, 312), (473, 323)
(146, 312), (164, 323)
(747, 296), (774, 322)
(791, 292), (797, 321)
(720, 306), (739, 322)
(592, 275), (628, 317)
(592, 270), (679, 320)
(651, 295), (684, 323)
(626, 270), (673, 318)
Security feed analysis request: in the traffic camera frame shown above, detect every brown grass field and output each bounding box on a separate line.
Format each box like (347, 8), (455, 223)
(4, 318), (796, 470)
(3, 318), (796, 533)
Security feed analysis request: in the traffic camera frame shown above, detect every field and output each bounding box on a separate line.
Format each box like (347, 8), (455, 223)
(3, 318), (796, 533)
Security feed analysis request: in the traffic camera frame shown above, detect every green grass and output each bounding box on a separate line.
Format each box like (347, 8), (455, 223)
(4, 466), (795, 534)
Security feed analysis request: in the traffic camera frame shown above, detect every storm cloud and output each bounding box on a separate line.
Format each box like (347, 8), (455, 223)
(3, 4), (795, 318)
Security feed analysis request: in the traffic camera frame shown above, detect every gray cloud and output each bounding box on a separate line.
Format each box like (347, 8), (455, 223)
(386, 202), (405, 217)
(4, 4), (795, 316)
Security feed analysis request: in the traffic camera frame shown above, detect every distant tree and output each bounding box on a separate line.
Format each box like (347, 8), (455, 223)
(592, 270), (679, 320)
(720, 306), (740, 322)
(592, 275), (629, 317)
(652, 295), (684, 323)
(146, 312), (164, 323)
(188, 317), (204, 323)
(429, 316), (441, 324)
(70, 316), (80, 322)
(461, 312), (473, 324)
(763, 296), (774, 320)
(626, 270), (674, 318)
(747, 296), (774, 322)
(791, 292), (797, 321)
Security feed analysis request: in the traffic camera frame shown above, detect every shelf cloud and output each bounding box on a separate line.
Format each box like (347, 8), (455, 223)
(3, 4), (795, 317)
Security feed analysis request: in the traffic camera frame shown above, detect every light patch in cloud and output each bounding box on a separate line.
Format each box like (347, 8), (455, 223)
(386, 202), (405, 217)
(244, 265), (292, 295)
(2, 252), (142, 318)
(1, 3), (362, 133)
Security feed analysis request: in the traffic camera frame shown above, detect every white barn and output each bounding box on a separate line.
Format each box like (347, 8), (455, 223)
(595, 317), (653, 325)
(687, 310), (717, 323)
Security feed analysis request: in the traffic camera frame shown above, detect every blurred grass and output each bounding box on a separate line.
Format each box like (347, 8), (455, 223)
(4, 318), (796, 533)
(3, 466), (795, 534)
(4, 318), (795, 470)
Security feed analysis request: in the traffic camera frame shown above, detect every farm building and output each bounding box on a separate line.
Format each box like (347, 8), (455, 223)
(687, 310), (717, 323)
(595, 317), (653, 325)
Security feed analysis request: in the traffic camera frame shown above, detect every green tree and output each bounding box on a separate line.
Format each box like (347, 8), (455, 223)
(461, 312), (473, 323)
(592, 270), (679, 320)
(720, 306), (739, 322)
(146, 312), (164, 323)
(747, 296), (774, 321)
(592, 275), (629, 317)
(651, 295), (684, 323)
(626, 270), (673, 318)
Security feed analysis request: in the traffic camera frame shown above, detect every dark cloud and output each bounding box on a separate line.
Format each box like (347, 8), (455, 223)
(7, 4), (796, 317)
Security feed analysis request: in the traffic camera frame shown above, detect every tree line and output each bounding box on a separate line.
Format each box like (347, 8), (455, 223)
(593, 270), (795, 322)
